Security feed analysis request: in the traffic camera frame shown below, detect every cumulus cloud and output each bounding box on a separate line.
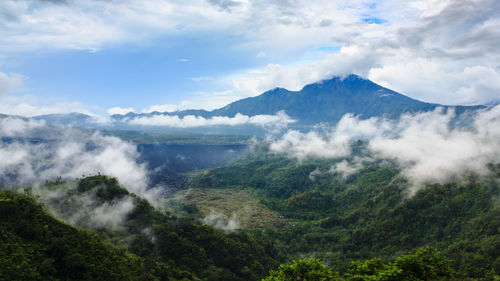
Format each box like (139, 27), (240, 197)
(141, 104), (177, 113)
(0, 95), (94, 117)
(206, 0), (500, 107)
(0, 71), (23, 94)
(128, 111), (295, 128)
(368, 60), (500, 106)
(270, 106), (500, 193)
(369, 106), (500, 193)
(225, 45), (383, 99)
(107, 106), (135, 115)
(0, 118), (170, 231)
(270, 113), (392, 161)
(0, 0), (389, 52)
(308, 158), (365, 181)
(2, 0), (497, 110)
(0, 119), (149, 197)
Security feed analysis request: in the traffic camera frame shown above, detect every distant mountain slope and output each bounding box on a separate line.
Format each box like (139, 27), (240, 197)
(115, 74), (485, 126)
(210, 74), (483, 124)
(27, 74), (485, 127)
(32, 112), (93, 126)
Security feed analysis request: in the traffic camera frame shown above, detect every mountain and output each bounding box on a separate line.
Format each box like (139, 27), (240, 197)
(22, 74), (485, 128)
(215, 74), (485, 124)
(119, 74), (485, 126)
(32, 112), (95, 126)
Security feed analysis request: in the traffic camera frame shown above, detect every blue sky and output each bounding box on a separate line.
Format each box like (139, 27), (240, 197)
(6, 35), (261, 110)
(0, 0), (499, 116)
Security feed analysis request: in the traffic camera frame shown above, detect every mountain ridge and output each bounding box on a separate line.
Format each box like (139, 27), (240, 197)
(27, 74), (486, 127)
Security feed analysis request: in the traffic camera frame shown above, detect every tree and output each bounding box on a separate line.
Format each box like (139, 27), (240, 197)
(346, 258), (402, 281)
(262, 258), (340, 281)
(393, 246), (452, 280)
(346, 247), (453, 281)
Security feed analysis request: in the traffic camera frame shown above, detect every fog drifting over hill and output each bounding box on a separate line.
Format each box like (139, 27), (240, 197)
(270, 106), (500, 194)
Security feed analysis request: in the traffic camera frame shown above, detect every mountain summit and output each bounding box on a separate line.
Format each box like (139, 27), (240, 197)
(208, 74), (482, 125)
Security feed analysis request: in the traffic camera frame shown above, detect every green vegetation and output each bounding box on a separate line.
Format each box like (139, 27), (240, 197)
(0, 190), (191, 281)
(263, 247), (452, 281)
(175, 188), (289, 229)
(346, 247), (453, 281)
(33, 175), (280, 281)
(263, 258), (341, 281)
(191, 152), (500, 280)
(2, 148), (499, 280)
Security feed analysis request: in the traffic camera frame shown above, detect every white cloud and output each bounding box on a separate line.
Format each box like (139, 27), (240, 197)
(369, 106), (500, 193)
(0, 71), (23, 94)
(0, 117), (45, 136)
(107, 106), (135, 115)
(226, 45), (383, 99)
(270, 106), (500, 193)
(202, 211), (240, 233)
(197, 0), (500, 106)
(269, 113), (393, 161)
(141, 104), (177, 113)
(89, 197), (136, 230)
(0, 120), (149, 196)
(1, 0), (498, 110)
(329, 159), (364, 179)
(129, 111), (295, 128)
(0, 95), (94, 117)
(0, 0), (398, 52)
(191, 76), (213, 82)
(368, 60), (500, 105)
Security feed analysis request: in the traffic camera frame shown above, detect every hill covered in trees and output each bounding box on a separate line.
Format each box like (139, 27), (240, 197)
(189, 150), (500, 280)
(1, 142), (499, 280)
(1, 176), (281, 281)
(0, 190), (189, 281)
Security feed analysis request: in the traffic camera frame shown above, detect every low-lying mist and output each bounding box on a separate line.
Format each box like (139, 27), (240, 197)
(0, 124), (148, 195)
(269, 106), (500, 194)
(2, 105), (499, 229)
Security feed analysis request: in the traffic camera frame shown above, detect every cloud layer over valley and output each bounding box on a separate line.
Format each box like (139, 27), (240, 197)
(0, 119), (149, 197)
(127, 111), (295, 129)
(270, 106), (500, 193)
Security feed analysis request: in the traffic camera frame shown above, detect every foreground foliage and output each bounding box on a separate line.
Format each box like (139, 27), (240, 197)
(264, 247), (452, 281)
(263, 259), (341, 281)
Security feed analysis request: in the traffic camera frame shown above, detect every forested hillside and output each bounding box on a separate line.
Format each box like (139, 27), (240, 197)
(0, 190), (190, 281)
(2, 155), (499, 280)
(1, 176), (281, 281)
(190, 150), (500, 280)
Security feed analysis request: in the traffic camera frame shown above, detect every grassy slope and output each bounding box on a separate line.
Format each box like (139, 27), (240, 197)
(175, 188), (289, 229)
